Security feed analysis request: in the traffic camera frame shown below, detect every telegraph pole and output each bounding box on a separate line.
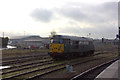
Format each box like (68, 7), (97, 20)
(3, 32), (4, 38)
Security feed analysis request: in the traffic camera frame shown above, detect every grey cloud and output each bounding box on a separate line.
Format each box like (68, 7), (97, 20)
(58, 7), (86, 21)
(91, 2), (117, 22)
(29, 2), (118, 38)
(31, 8), (53, 22)
(56, 2), (118, 39)
(56, 2), (117, 23)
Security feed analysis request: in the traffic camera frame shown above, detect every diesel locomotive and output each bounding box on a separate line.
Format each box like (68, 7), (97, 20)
(48, 35), (95, 59)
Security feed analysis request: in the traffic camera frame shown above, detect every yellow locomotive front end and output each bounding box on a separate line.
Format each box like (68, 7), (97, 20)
(48, 35), (65, 58)
(49, 43), (64, 53)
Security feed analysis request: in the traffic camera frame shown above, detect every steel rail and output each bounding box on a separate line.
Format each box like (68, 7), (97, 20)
(2, 55), (50, 66)
(2, 52), (115, 80)
(2, 59), (53, 74)
(70, 58), (120, 80)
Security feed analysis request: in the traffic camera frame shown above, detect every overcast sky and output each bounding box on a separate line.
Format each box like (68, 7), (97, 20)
(0, 0), (118, 39)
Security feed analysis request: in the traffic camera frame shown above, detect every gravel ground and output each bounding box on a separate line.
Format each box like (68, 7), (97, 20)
(41, 54), (118, 79)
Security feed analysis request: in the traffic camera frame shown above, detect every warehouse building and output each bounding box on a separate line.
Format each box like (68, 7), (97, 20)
(9, 35), (49, 49)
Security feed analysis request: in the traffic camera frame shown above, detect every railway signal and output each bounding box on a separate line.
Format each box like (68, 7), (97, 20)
(116, 34), (119, 38)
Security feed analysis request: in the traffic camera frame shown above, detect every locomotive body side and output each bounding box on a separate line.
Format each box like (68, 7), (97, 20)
(48, 35), (94, 59)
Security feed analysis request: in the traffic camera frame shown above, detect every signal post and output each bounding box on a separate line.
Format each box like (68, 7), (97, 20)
(118, 2), (120, 57)
(119, 27), (120, 56)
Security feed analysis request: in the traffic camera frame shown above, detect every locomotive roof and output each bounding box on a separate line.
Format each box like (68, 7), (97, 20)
(53, 35), (93, 41)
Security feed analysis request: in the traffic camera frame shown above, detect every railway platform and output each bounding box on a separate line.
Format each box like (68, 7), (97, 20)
(95, 59), (120, 79)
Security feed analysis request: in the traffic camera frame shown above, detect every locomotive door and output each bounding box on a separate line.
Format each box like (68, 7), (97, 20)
(63, 39), (70, 53)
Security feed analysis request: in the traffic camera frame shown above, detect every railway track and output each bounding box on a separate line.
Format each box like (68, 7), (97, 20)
(2, 60), (64, 80)
(2, 58), (53, 74)
(2, 55), (50, 66)
(2, 50), (104, 61)
(2, 51), (106, 66)
(71, 58), (119, 80)
(2, 53), (48, 61)
(2, 53), (117, 80)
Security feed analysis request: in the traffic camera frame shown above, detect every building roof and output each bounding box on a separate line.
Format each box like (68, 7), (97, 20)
(53, 35), (93, 41)
(10, 35), (49, 42)
(10, 35), (41, 40)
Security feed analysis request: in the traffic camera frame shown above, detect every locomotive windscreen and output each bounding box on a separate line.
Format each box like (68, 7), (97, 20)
(50, 38), (63, 43)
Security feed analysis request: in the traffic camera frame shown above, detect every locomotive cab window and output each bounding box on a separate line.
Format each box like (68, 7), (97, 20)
(50, 39), (63, 43)
(50, 39), (53, 43)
